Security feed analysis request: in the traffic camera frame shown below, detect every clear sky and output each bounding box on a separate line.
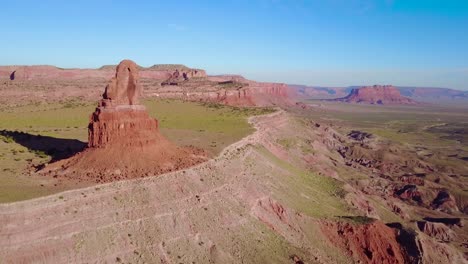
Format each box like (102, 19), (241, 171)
(1, 0), (467, 89)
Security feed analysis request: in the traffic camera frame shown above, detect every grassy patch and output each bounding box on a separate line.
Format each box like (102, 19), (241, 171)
(144, 99), (274, 153)
(0, 99), (271, 203)
(277, 138), (297, 149)
(255, 146), (349, 218)
(0, 134), (14, 143)
(337, 216), (376, 225)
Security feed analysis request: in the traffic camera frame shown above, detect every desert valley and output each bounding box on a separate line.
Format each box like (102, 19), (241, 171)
(0, 60), (467, 264)
(1, 1), (468, 263)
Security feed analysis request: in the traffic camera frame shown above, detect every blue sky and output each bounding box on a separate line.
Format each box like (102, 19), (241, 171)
(1, 0), (467, 89)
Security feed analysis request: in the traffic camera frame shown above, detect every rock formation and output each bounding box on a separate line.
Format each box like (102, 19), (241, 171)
(101, 60), (140, 105)
(333, 85), (418, 105)
(213, 80), (291, 107)
(87, 60), (156, 148)
(44, 60), (207, 182)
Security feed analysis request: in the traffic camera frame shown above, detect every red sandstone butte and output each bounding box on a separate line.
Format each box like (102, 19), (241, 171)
(44, 60), (207, 182)
(334, 85), (418, 105)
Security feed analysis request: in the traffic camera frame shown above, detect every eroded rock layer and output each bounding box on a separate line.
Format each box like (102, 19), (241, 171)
(88, 106), (159, 148)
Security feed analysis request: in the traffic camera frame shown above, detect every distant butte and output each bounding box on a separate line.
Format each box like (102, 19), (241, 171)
(43, 59), (207, 182)
(332, 85), (418, 105)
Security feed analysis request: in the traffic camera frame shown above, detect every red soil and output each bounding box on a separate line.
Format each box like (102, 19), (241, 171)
(321, 220), (410, 264)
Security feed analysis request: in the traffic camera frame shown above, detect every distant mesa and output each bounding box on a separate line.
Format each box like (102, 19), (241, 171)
(288, 84), (468, 103)
(0, 63), (207, 81)
(0, 63), (291, 107)
(332, 85), (418, 105)
(43, 59), (207, 182)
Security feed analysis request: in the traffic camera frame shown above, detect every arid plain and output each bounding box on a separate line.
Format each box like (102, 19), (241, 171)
(0, 63), (467, 263)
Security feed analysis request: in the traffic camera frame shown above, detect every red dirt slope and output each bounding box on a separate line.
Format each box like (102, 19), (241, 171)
(321, 220), (413, 264)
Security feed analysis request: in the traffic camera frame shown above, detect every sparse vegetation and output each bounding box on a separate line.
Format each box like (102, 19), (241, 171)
(0, 134), (14, 143)
(337, 216), (376, 225)
(0, 99), (271, 203)
(255, 146), (348, 218)
(277, 138), (297, 149)
(31, 150), (49, 159)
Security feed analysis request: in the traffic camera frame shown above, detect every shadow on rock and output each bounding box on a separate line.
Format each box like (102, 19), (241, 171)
(386, 222), (422, 264)
(0, 130), (86, 162)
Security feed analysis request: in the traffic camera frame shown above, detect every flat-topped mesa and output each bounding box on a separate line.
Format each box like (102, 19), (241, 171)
(88, 59), (158, 148)
(334, 85), (418, 105)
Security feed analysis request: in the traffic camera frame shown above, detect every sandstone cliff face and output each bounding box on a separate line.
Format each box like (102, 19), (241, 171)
(203, 75), (291, 107)
(334, 85), (418, 105)
(215, 83), (290, 107)
(88, 105), (159, 148)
